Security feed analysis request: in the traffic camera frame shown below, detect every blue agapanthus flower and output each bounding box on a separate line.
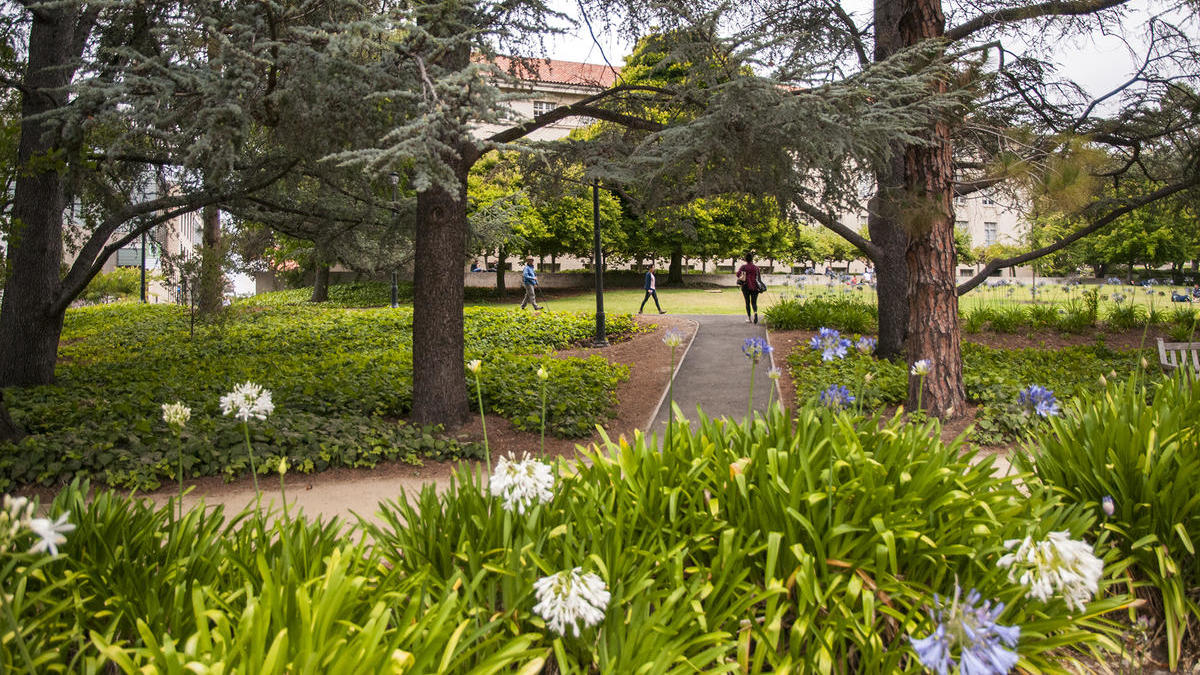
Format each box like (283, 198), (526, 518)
(818, 384), (855, 409)
(1106, 277), (1122, 285)
(742, 337), (772, 363)
(910, 588), (1020, 675)
(1018, 385), (1060, 418)
(855, 336), (877, 354)
(809, 327), (852, 361)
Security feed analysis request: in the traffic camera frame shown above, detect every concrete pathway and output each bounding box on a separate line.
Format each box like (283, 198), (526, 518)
(647, 315), (780, 438)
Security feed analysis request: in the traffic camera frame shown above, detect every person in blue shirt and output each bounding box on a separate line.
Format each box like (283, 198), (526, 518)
(639, 264), (666, 314)
(520, 256), (543, 310)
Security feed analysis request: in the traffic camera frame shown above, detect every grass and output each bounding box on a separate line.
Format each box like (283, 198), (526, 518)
(473, 286), (758, 315)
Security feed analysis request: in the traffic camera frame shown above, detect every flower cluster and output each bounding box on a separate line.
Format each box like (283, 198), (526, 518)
(1106, 277), (1123, 286)
(1111, 292), (1127, 303)
(1018, 385), (1059, 418)
(819, 384), (855, 409)
(997, 532), (1103, 612)
(161, 401), (191, 429)
(489, 453), (555, 514)
(910, 587), (1020, 675)
(532, 568), (611, 636)
(910, 359), (931, 376)
(1, 495), (74, 558)
(219, 382), (274, 422)
(662, 329), (684, 348)
(742, 337), (773, 363)
(855, 336), (876, 354)
(809, 327), (851, 361)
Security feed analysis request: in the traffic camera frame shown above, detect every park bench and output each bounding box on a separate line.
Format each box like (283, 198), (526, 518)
(1157, 338), (1200, 377)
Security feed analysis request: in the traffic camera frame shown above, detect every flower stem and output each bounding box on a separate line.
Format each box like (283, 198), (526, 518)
(243, 422), (261, 511)
(916, 374), (925, 418)
(747, 362), (756, 423)
(2, 596), (37, 674)
(177, 433), (185, 522)
(539, 376), (547, 459)
(474, 372), (491, 475)
(280, 470), (289, 523)
(666, 344), (676, 451)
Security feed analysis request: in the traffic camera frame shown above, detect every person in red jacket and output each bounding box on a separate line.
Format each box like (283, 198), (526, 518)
(736, 253), (761, 324)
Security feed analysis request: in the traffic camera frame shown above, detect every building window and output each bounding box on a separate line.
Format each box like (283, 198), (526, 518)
(982, 193), (995, 206)
(532, 100), (555, 116)
(955, 219), (968, 229)
(984, 221), (997, 245)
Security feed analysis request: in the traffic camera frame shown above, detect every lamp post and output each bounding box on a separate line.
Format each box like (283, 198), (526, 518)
(140, 229), (147, 303)
(592, 178), (608, 347)
(389, 172), (400, 309)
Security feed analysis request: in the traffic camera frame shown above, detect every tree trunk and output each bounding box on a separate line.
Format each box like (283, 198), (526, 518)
(411, 154), (471, 428)
(668, 247), (684, 284)
(197, 203), (223, 314)
(495, 245), (507, 297)
(900, 0), (966, 420)
(310, 244), (331, 302)
(0, 7), (74, 387)
(0, 394), (20, 443)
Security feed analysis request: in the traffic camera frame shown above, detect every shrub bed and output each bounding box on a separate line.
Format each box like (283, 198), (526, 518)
(787, 335), (1141, 444)
(3, 405), (1129, 672)
(0, 304), (640, 490)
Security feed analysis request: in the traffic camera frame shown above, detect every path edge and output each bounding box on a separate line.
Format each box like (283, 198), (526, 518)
(644, 318), (701, 431)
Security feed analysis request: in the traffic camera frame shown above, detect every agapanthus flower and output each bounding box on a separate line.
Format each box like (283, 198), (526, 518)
(855, 336), (877, 354)
(1101, 496), (1115, 516)
(219, 382), (274, 422)
(1018, 385), (1059, 418)
(489, 453), (555, 514)
(27, 512), (75, 557)
(662, 329), (684, 348)
(809, 327), (851, 361)
(997, 531), (1103, 612)
(467, 359), (482, 373)
(161, 401), (191, 429)
(532, 568), (610, 636)
(0, 495), (34, 553)
(910, 359), (931, 376)
(1107, 277), (1122, 286)
(819, 384), (855, 409)
(910, 587), (1020, 675)
(767, 367), (781, 381)
(742, 337), (772, 363)
(1111, 292), (1126, 303)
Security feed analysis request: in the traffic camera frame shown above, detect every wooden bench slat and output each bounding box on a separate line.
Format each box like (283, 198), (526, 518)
(1157, 338), (1200, 375)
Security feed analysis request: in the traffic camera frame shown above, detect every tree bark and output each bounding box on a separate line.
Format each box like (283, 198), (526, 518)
(495, 245), (507, 297)
(310, 244), (331, 302)
(900, 0), (966, 420)
(0, 7), (75, 387)
(668, 247), (684, 284)
(411, 153), (472, 428)
(196, 203), (224, 314)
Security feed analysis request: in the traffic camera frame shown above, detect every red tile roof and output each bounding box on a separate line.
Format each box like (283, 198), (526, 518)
(489, 56), (620, 89)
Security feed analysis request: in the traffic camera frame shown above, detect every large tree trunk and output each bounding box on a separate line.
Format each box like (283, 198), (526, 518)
(668, 247), (684, 284)
(411, 154), (472, 428)
(900, 0), (966, 420)
(197, 203), (224, 314)
(495, 245), (507, 297)
(0, 7), (75, 388)
(310, 244), (331, 302)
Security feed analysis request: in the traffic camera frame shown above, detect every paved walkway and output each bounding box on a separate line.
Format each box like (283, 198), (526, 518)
(647, 315), (779, 438)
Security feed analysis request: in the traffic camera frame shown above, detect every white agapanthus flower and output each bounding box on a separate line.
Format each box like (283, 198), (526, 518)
(161, 401), (191, 428)
(532, 568), (611, 636)
(27, 512), (75, 557)
(489, 454), (555, 514)
(910, 359), (931, 376)
(1, 495), (34, 553)
(997, 531), (1104, 612)
(219, 382), (274, 421)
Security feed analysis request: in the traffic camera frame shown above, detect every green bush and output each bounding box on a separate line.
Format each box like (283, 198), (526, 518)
(81, 267), (148, 303)
(1106, 302), (1146, 331)
(247, 280), (511, 308)
(371, 406), (1127, 672)
(1015, 375), (1200, 669)
(473, 354), (629, 437)
(1, 304), (642, 489)
(1168, 307), (1199, 341)
(787, 341), (1142, 444)
(763, 295), (877, 333)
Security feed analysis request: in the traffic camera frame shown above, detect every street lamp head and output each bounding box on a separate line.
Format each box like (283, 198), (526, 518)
(388, 172), (399, 186)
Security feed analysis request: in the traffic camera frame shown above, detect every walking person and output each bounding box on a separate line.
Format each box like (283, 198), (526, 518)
(520, 256), (543, 310)
(639, 264), (666, 314)
(736, 253), (762, 324)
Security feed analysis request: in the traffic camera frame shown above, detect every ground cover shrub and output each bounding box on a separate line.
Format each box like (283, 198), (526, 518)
(787, 338), (1142, 444)
(1015, 375), (1200, 669)
(763, 295), (877, 333)
(474, 354), (629, 437)
(80, 267), (149, 303)
(989, 305), (1029, 333)
(371, 406), (1127, 672)
(1, 483), (542, 672)
(246, 280), (509, 307)
(1168, 307), (1199, 341)
(0, 304), (641, 489)
(962, 306), (995, 333)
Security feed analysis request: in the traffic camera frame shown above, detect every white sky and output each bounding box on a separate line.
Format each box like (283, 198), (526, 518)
(545, 0), (1194, 100)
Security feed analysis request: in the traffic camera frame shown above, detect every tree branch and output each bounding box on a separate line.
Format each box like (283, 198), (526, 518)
(486, 85), (669, 146)
(946, 0), (1130, 43)
(793, 198), (881, 260)
(956, 178), (1198, 295)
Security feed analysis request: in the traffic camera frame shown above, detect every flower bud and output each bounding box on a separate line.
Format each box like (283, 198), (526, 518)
(278, 457), (288, 476)
(537, 366), (549, 381)
(467, 359), (482, 374)
(729, 457), (751, 479)
(1101, 495), (1115, 516)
